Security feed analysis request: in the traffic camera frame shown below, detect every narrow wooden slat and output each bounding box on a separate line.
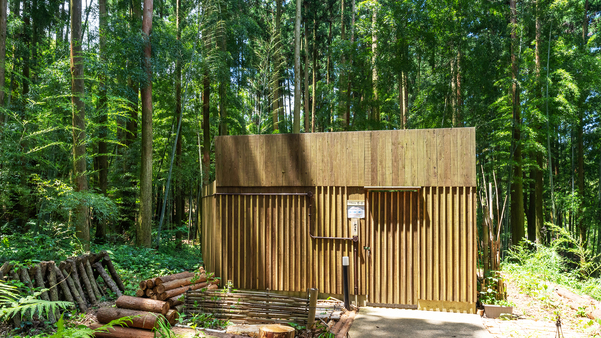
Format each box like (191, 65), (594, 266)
(447, 188), (453, 302)
(400, 191), (406, 304)
(394, 192), (400, 304)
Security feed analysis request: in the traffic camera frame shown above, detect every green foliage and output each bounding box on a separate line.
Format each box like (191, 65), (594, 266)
(186, 312), (230, 330)
(0, 280), (73, 323)
(505, 240), (601, 305)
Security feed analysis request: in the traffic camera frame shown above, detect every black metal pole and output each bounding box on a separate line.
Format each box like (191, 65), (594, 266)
(343, 256), (350, 310)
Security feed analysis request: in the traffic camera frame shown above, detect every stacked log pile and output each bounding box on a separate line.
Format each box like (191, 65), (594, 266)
(0, 251), (124, 323)
(92, 295), (175, 337)
(90, 269), (219, 337)
(135, 267), (219, 307)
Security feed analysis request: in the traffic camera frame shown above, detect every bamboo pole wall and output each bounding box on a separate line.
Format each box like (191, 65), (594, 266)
(201, 185), (476, 313)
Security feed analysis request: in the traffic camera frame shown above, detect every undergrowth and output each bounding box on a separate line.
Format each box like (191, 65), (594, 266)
(504, 240), (601, 303)
(0, 224), (203, 296)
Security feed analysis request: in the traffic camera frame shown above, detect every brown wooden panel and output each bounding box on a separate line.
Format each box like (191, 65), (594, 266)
(216, 129), (476, 187)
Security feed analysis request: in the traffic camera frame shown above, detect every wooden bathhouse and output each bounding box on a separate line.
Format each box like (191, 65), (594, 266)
(201, 128), (477, 313)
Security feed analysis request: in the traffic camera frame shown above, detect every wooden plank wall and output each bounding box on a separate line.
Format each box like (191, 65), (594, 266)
(215, 128), (476, 188)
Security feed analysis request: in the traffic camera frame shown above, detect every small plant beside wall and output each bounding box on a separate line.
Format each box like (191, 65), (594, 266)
(479, 275), (515, 318)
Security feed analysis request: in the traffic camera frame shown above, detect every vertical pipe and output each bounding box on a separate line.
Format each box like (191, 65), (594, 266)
(343, 256), (350, 310)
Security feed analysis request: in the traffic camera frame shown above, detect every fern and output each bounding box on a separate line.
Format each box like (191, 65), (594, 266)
(47, 314), (138, 338)
(0, 281), (19, 304)
(0, 282), (73, 321)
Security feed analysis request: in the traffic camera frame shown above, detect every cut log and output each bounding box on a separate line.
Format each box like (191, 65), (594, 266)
(334, 310), (357, 338)
(93, 262), (123, 297)
(8, 269), (22, 328)
(139, 280), (148, 290)
(67, 259), (88, 305)
(46, 262), (60, 302)
(33, 264), (57, 323)
(18, 266), (34, 290)
(166, 295), (185, 308)
(158, 281), (210, 300)
(155, 272), (195, 286)
(115, 295), (170, 315)
(53, 266), (74, 304)
(136, 289), (145, 297)
(61, 268), (88, 312)
(166, 309), (179, 325)
(145, 288), (155, 297)
(102, 255), (125, 292)
(258, 324), (295, 338)
(77, 260), (97, 304)
(0, 262), (12, 281)
(96, 307), (165, 329)
(155, 274), (206, 294)
(146, 279), (155, 289)
(84, 258), (102, 300)
(89, 323), (156, 338)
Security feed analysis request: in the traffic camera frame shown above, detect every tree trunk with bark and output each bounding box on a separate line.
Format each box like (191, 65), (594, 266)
(0, 0), (6, 122)
(292, 0), (301, 133)
(71, 0), (90, 250)
(95, 0), (108, 242)
(138, 0), (154, 248)
(510, 0), (524, 246)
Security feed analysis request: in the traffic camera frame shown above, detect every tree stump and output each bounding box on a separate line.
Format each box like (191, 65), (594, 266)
(259, 324), (295, 338)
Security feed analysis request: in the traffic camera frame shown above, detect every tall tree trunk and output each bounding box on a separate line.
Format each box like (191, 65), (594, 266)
(399, 39), (408, 129)
(292, 0), (301, 133)
(303, 16), (310, 132)
(138, 0), (153, 248)
(22, 0), (30, 96)
(71, 0), (90, 250)
(95, 0), (108, 242)
(311, 18), (317, 133)
(340, 0), (347, 129)
(371, 3), (378, 122)
(174, 0), (183, 237)
(272, 0), (281, 132)
(534, 0), (543, 243)
(510, 0), (524, 246)
(345, 0), (355, 129)
(202, 70), (210, 186)
(577, 0), (588, 248)
(456, 49), (461, 124)
(218, 17), (228, 136)
(327, 19), (332, 131)
(0, 0), (6, 122)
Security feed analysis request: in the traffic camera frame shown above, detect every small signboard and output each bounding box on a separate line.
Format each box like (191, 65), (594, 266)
(347, 200), (365, 219)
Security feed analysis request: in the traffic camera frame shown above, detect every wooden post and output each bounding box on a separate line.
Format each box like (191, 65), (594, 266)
(306, 288), (318, 329)
(93, 262), (123, 297)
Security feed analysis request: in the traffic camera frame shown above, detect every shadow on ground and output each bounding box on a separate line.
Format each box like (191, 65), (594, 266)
(348, 307), (491, 338)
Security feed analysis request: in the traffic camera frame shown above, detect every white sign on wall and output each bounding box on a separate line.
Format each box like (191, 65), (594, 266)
(347, 200), (365, 219)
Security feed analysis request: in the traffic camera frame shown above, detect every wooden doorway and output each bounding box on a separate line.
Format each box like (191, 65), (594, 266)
(366, 189), (420, 308)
